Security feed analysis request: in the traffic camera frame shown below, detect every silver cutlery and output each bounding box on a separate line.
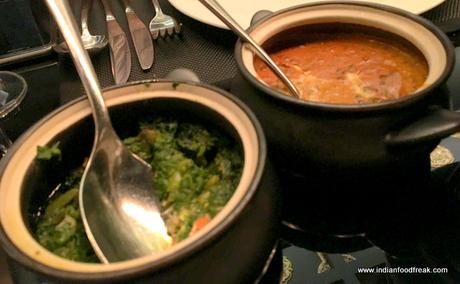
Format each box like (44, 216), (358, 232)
(54, 0), (108, 55)
(122, 0), (154, 70)
(101, 0), (131, 84)
(149, 0), (181, 39)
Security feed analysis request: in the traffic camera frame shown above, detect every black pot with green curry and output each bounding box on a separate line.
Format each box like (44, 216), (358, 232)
(0, 81), (281, 283)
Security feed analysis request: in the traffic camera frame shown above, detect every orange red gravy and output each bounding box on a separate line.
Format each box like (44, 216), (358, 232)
(254, 26), (428, 104)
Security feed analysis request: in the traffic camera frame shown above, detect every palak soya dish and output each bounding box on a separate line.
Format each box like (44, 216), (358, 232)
(254, 24), (429, 104)
(34, 118), (243, 262)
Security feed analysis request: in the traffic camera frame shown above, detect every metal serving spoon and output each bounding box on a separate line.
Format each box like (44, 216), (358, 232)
(53, 0), (108, 55)
(198, 0), (301, 98)
(45, 0), (172, 263)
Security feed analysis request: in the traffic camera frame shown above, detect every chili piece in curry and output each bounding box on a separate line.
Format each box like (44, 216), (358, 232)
(254, 24), (429, 104)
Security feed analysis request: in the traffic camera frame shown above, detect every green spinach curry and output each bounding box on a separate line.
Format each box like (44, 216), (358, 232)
(35, 118), (243, 262)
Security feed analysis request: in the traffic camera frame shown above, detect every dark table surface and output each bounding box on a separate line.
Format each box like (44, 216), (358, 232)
(2, 0), (460, 283)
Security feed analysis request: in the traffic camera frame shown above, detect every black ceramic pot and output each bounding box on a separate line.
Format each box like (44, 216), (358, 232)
(233, 2), (459, 190)
(0, 81), (281, 283)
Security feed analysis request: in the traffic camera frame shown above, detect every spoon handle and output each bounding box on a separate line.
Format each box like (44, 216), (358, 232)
(45, 0), (112, 135)
(81, 0), (91, 37)
(198, 0), (301, 98)
(152, 0), (164, 17)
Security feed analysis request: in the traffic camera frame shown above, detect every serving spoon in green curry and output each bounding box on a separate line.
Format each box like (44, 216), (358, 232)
(45, 0), (172, 263)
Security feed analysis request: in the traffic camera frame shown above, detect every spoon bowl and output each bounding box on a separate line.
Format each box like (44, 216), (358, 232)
(53, 35), (108, 55)
(46, 0), (171, 263)
(80, 33), (108, 53)
(53, 0), (108, 55)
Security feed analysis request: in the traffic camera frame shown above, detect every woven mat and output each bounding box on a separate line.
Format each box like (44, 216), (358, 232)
(58, 0), (237, 90)
(423, 0), (460, 32)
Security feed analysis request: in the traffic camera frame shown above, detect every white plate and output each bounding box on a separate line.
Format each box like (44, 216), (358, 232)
(167, 0), (446, 29)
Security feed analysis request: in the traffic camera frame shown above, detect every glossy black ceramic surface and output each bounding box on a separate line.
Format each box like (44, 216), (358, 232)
(277, 46), (460, 283)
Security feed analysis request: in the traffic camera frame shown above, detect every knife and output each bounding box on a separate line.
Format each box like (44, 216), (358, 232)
(122, 0), (154, 70)
(100, 0), (131, 84)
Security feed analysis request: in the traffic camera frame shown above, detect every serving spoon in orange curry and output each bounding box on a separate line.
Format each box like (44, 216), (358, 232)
(198, 0), (301, 98)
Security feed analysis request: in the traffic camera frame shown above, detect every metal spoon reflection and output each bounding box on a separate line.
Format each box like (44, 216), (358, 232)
(53, 0), (108, 55)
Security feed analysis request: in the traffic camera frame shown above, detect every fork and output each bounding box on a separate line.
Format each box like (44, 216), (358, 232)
(149, 0), (181, 39)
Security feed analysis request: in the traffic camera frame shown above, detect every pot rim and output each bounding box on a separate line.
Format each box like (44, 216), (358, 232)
(234, 1), (455, 113)
(0, 79), (268, 281)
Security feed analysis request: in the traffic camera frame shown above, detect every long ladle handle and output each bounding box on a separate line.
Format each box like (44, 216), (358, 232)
(198, 0), (301, 98)
(45, 0), (112, 135)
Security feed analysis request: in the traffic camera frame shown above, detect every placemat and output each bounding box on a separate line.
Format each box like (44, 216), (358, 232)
(57, 0), (238, 90)
(423, 0), (460, 32)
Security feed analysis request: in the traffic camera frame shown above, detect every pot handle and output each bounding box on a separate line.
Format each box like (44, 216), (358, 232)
(385, 107), (460, 146)
(250, 10), (272, 26)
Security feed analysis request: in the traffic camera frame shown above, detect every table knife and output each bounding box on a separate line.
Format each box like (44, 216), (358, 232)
(122, 0), (154, 70)
(101, 0), (131, 84)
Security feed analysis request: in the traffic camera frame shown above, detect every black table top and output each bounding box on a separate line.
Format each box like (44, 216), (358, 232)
(2, 1), (460, 283)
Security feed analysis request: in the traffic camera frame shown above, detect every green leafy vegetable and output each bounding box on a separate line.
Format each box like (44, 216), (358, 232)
(36, 142), (62, 161)
(35, 168), (98, 262)
(34, 119), (243, 262)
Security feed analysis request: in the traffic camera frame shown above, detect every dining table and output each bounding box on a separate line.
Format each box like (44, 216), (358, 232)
(1, 0), (460, 283)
